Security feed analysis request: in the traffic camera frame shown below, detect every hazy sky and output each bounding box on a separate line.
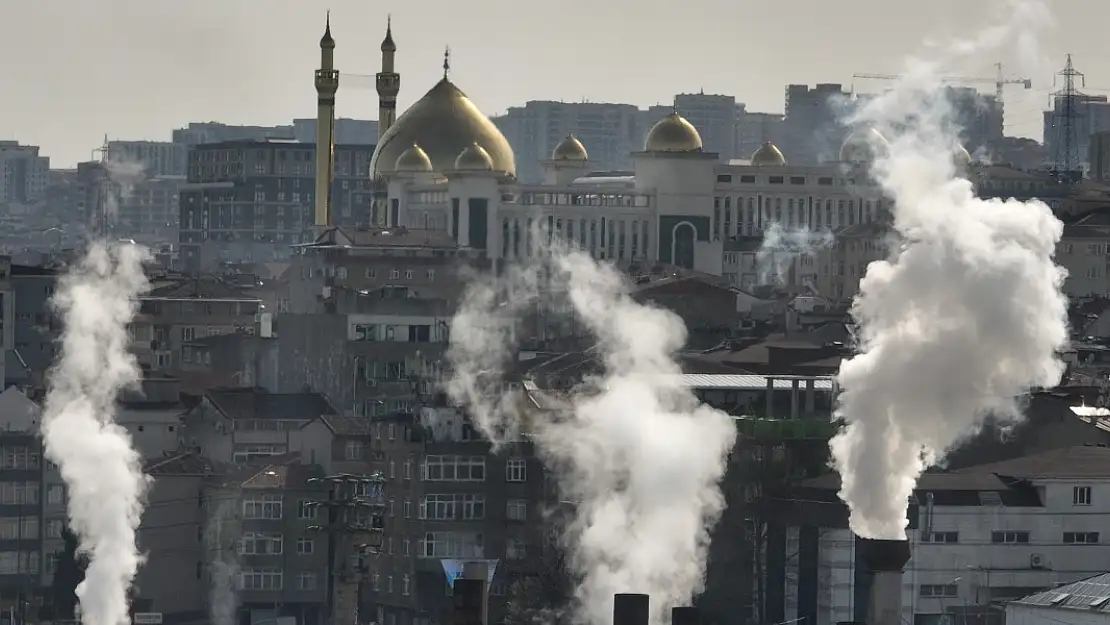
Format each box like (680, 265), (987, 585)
(0, 0), (1103, 167)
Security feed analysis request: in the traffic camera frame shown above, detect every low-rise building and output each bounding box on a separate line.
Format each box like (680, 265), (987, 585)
(1007, 572), (1110, 625)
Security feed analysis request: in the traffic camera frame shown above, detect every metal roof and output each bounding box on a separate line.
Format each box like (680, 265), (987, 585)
(1011, 573), (1110, 612)
(679, 374), (836, 391)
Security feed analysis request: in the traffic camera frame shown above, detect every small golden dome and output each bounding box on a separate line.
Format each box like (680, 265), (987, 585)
(751, 142), (787, 167)
(455, 143), (495, 171)
(370, 78), (516, 177)
(644, 111), (703, 153)
(552, 135), (588, 161)
(840, 127), (890, 164)
(953, 143), (972, 169)
(395, 143), (433, 172)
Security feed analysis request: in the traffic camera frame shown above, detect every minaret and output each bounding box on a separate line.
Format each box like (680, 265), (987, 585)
(314, 12), (339, 230)
(375, 17), (400, 143)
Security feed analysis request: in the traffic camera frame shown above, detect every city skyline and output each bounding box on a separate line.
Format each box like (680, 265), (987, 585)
(0, 0), (1105, 167)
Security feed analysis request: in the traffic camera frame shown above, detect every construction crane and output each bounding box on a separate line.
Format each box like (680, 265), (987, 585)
(853, 63), (1032, 104)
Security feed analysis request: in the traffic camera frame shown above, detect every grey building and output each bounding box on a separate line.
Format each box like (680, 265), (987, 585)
(364, 410), (548, 625)
(178, 140), (376, 272)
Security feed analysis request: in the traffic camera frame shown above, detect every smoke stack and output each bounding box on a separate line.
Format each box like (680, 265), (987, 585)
(613, 594), (649, 625)
(858, 538), (911, 625)
(671, 606), (700, 625)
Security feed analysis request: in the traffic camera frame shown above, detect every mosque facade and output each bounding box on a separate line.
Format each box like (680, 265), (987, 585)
(316, 20), (971, 296)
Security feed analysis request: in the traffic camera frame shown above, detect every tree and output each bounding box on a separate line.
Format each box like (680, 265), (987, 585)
(49, 527), (87, 621)
(503, 529), (574, 625)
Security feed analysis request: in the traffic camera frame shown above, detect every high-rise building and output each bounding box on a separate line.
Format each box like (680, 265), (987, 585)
(105, 141), (187, 177)
(675, 92), (739, 161)
(0, 142), (50, 204)
(781, 84), (854, 165)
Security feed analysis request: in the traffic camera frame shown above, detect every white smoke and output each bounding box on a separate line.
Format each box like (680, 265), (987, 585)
(99, 155), (146, 228)
(205, 499), (241, 625)
(447, 239), (736, 625)
(42, 241), (152, 625)
(830, 1), (1068, 539)
(756, 223), (834, 285)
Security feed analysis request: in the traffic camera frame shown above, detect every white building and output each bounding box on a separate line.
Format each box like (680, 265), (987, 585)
(1007, 572), (1110, 625)
(784, 446), (1110, 625)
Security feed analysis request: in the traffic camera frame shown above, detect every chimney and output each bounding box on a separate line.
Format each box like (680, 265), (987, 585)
(671, 607), (700, 625)
(858, 538), (911, 625)
(613, 594), (649, 625)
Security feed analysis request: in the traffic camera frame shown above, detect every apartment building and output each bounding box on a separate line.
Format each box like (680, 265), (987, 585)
(0, 142), (49, 205)
(106, 141), (188, 178)
(9, 263), (57, 389)
(115, 176), (184, 240)
(131, 276), (262, 374)
(782, 445), (1110, 625)
(363, 410), (547, 625)
(178, 140), (375, 272)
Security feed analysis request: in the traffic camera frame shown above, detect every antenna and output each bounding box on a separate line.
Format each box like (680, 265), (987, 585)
(1050, 54), (1086, 181)
(91, 135), (111, 240)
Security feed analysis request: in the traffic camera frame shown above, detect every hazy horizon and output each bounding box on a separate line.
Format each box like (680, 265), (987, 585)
(0, 0), (1103, 167)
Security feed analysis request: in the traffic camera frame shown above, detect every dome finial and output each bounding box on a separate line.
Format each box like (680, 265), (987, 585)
(380, 14), (395, 51)
(443, 46), (451, 79)
(320, 11), (335, 47)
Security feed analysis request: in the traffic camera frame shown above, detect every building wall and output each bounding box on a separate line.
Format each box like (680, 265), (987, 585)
(136, 474), (207, 617)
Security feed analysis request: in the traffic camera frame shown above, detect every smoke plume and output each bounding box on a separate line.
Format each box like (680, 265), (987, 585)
(205, 499), (241, 625)
(42, 241), (152, 625)
(756, 223), (834, 285)
(829, 2), (1067, 539)
(100, 155), (146, 226)
(447, 237), (736, 625)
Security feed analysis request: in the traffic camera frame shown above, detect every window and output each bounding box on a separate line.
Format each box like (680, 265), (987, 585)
(920, 584), (958, 598)
(389, 461), (396, 479)
(0, 518), (39, 540)
(47, 484), (64, 505)
(1063, 532), (1100, 544)
(991, 531), (1030, 544)
(242, 495), (283, 520)
(420, 494), (486, 520)
(386, 575), (394, 593)
(1, 482), (39, 505)
(403, 539), (410, 556)
(404, 461), (412, 480)
(45, 519), (64, 539)
(298, 500), (318, 520)
(423, 455), (486, 481)
(420, 532), (484, 558)
(297, 538), (315, 555)
(2, 446), (40, 469)
(345, 440), (364, 460)
(239, 533), (283, 556)
(921, 531), (958, 544)
(506, 538), (527, 560)
(506, 499), (528, 521)
(372, 574), (380, 591)
(240, 567), (283, 591)
(0, 552), (38, 574)
(298, 571), (317, 590)
(403, 497), (411, 518)
(506, 458), (527, 482)
(402, 574), (411, 596)
(1074, 486), (1092, 506)
(232, 443), (287, 464)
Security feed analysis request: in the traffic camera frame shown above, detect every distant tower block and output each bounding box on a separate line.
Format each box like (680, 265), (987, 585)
(376, 16), (400, 143)
(314, 12), (339, 229)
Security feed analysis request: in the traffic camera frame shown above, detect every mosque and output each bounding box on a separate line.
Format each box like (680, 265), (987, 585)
(314, 19), (972, 285)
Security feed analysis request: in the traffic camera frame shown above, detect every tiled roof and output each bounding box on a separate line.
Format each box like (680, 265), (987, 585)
(145, 276), (260, 301)
(1012, 572), (1110, 612)
(144, 451), (226, 476)
(954, 445), (1110, 479)
(207, 388), (338, 421)
(318, 415), (374, 436)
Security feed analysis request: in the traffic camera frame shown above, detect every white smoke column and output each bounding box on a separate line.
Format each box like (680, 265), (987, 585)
(830, 1), (1067, 539)
(205, 499), (241, 625)
(756, 223), (834, 285)
(105, 156), (146, 216)
(43, 240), (152, 625)
(447, 239), (736, 625)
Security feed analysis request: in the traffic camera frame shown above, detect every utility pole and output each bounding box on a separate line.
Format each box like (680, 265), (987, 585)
(307, 473), (386, 625)
(1050, 54), (1086, 182)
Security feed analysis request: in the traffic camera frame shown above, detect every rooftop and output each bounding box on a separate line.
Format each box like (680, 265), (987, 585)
(144, 276), (260, 302)
(1012, 572), (1110, 613)
(205, 387), (339, 421)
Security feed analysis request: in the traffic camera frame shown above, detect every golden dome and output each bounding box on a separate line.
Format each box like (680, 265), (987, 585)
(455, 143), (495, 171)
(552, 135), (588, 161)
(370, 78), (516, 177)
(840, 127), (890, 163)
(395, 143), (433, 172)
(751, 142), (787, 167)
(644, 111), (703, 153)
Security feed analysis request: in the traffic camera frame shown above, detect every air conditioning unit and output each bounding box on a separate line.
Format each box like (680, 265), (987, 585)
(1031, 554), (1047, 569)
